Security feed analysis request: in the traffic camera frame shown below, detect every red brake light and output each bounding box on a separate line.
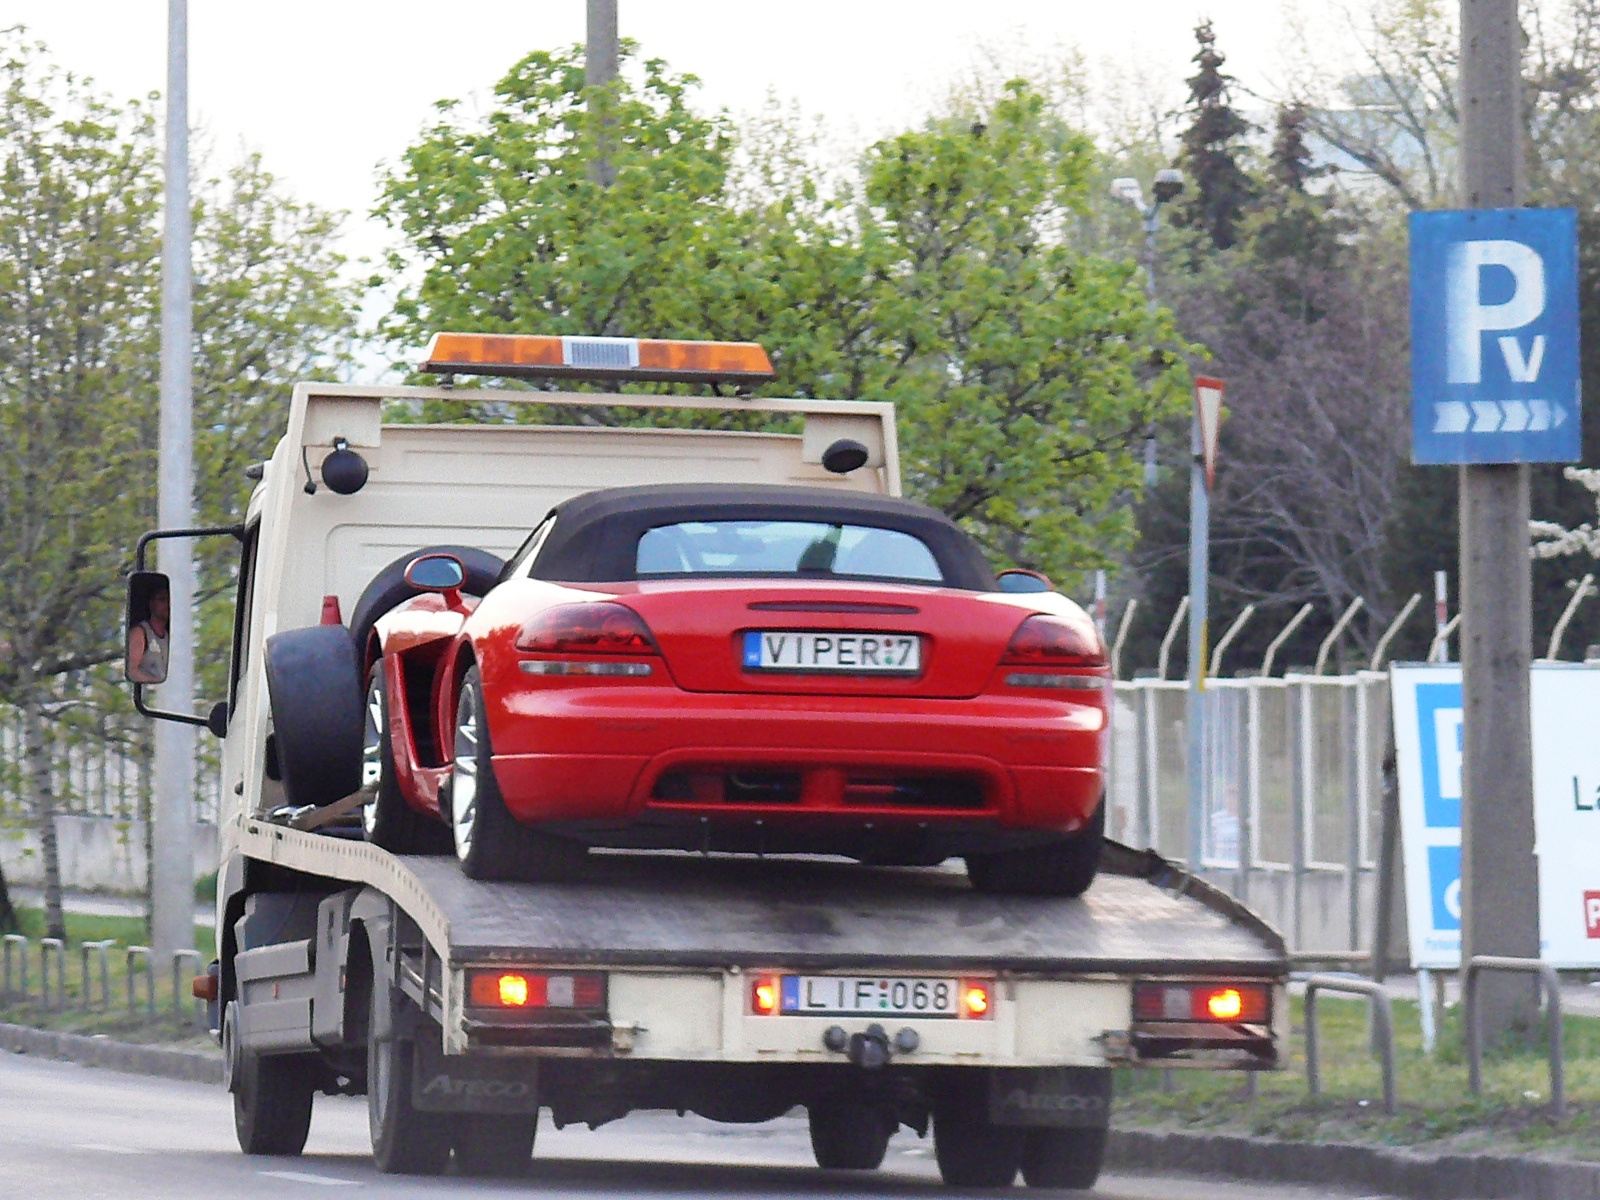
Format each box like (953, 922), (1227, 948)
(1133, 981), (1270, 1023)
(468, 970), (607, 1009)
(960, 979), (993, 1019)
(751, 977), (780, 1016)
(1001, 614), (1105, 668)
(516, 602), (658, 655)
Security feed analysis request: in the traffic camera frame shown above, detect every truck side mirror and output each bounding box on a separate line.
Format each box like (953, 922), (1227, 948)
(125, 571), (172, 685)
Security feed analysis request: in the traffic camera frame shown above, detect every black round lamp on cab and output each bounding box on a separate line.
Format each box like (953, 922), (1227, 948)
(320, 438), (370, 495)
(821, 438), (870, 475)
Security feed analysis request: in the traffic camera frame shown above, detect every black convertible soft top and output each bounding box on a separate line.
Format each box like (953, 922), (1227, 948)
(524, 483), (997, 591)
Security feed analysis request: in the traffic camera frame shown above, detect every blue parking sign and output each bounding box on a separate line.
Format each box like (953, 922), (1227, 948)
(1410, 208), (1580, 464)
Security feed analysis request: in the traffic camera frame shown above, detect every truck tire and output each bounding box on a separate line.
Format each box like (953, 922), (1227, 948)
(1020, 1126), (1107, 1190)
(808, 1101), (891, 1169)
(367, 981), (451, 1175)
(265, 626), (364, 809)
(964, 799), (1104, 898)
(363, 663), (452, 854)
(453, 1113), (537, 1177)
(348, 544), (505, 666)
(232, 1036), (315, 1156)
(933, 1087), (1023, 1188)
(450, 666), (587, 883)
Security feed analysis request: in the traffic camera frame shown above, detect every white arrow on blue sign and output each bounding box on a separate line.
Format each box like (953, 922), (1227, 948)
(1410, 208), (1581, 465)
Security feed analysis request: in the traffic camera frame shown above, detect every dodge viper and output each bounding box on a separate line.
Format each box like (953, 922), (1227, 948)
(356, 483), (1110, 895)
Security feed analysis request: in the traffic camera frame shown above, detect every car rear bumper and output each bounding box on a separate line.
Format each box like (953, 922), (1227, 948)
(485, 685), (1104, 837)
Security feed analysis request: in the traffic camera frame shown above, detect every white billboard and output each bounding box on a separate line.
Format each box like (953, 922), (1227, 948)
(1392, 663), (1600, 968)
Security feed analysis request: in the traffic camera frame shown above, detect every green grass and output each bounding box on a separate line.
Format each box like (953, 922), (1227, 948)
(1115, 993), (1600, 1161)
(1, 907), (217, 1050)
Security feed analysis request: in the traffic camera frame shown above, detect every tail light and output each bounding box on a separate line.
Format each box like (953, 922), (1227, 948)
(751, 976), (780, 1016)
(1001, 614), (1106, 668)
(959, 979), (994, 1019)
(468, 970), (606, 1010)
(1133, 981), (1270, 1023)
(516, 602), (658, 655)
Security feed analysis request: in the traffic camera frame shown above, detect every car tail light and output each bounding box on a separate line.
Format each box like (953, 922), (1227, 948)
(515, 603), (658, 655)
(751, 976), (780, 1016)
(1133, 981), (1270, 1023)
(959, 979), (994, 1019)
(1001, 614), (1105, 668)
(468, 970), (607, 1010)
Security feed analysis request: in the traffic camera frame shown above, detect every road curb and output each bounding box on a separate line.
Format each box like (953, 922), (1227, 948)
(1109, 1127), (1600, 1200)
(0, 1021), (223, 1085)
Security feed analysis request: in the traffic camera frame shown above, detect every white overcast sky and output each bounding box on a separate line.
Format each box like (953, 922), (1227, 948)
(0, 2), (1337, 288)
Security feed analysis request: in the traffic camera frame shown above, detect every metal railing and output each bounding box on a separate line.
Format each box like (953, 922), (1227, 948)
(1464, 955), (1565, 1119)
(80, 939), (115, 1011)
(1301, 974), (1397, 1114)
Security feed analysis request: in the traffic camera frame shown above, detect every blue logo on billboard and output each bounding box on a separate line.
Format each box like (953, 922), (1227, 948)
(1415, 683), (1463, 829)
(1410, 208), (1581, 465)
(1427, 844), (1462, 931)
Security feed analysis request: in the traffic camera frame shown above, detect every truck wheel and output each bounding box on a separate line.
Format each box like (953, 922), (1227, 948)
(233, 1046), (315, 1156)
(933, 1089), (1024, 1188)
(808, 1101), (892, 1169)
(367, 987), (451, 1175)
(363, 663), (452, 854)
(965, 800), (1104, 898)
(453, 1113), (537, 1177)
(451, 666), (587, 883)
(1020, 1126), (1107, 1190)
(265, 626), (364, 809)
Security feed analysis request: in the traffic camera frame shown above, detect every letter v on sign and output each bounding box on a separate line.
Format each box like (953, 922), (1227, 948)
(1194, 376), (1225, 490)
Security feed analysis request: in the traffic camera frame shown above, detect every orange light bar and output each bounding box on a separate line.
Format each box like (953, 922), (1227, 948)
(419, 332), (775, 386)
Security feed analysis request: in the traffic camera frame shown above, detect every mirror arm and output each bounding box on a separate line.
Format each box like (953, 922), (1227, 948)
(135, 523), (246, 571)
(133, 682), (215, 730)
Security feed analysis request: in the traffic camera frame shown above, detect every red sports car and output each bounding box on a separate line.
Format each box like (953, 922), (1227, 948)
(354, 484), (1109, 895)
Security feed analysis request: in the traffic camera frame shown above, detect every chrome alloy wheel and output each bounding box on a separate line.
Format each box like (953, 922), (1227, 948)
(451, 684), (479, 862)
(361, 673), (385, 836)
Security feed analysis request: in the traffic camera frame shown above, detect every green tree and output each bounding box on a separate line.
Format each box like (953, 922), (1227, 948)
(379, 54), (1189, 586)
(0, 37), (356, 938)
(1172, 21), (1255, 252)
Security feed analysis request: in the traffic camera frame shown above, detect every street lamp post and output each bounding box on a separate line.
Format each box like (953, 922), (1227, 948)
(1112, 170), (1214, 876)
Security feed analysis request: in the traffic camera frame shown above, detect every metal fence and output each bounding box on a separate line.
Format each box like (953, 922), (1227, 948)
(1109, 672), (1390, 954)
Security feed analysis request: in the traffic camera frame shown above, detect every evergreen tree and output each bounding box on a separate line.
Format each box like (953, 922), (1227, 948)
(1173, 21), (1254, 251)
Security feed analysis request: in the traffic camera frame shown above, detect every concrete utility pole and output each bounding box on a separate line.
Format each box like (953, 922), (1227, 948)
(1458, 0), (1541, 1040)
(152, 0), (196, 965)
(587, 0), (618, 187)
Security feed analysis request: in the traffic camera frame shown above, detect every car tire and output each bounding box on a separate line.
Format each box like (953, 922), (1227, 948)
(809, 1101), (892, 1170)
(964, 798), (1105, 898)
(1020, 1126), (1107, 1190)
(347, 545), (505, 665)
(233, 1046), (315, 1156)
(264, 625), (364, 809)
(933, 1085), (1024, 1188)
(367, 974), (452, 1176)
(453, 1113), (537, 1177)
(450, 666), (587, 883)
(362, 663), (452, 855)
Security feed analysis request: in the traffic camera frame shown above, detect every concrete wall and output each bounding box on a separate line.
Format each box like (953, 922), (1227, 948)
(0, 816), (218, 895)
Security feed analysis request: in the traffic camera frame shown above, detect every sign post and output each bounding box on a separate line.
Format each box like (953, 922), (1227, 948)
(1186, 377), (1224, 873)
(1411, 29), (1581, 1036)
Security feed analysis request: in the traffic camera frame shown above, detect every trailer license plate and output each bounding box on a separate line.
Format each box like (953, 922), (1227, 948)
(781, 976), (959, 1017)
(743, 631), (921, 674)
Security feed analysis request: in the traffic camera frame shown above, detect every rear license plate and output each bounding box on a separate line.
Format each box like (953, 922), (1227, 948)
(781, 975), (960, 1017)
(743, 630), (921, 674)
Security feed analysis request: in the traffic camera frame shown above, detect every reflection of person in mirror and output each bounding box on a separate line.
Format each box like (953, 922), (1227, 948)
(128, 584), (170, 683)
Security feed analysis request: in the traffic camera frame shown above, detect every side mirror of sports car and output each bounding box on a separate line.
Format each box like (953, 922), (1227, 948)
(995, 568), (1053, 594)
(405, 553), (466, 594)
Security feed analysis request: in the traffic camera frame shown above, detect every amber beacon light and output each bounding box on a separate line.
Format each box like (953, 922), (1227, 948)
(420, 332), (776, 387)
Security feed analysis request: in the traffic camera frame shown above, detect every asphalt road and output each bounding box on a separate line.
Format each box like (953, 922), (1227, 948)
(0, 1054), (1400, 1200)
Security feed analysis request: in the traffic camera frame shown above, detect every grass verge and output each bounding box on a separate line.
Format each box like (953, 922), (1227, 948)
(1116, 992), (1600, 1162)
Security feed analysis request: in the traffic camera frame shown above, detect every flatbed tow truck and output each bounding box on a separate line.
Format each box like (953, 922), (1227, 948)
(132, 337), (1288, 1190)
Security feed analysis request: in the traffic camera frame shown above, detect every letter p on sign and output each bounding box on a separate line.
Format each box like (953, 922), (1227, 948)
(1586, 891), (1600, 939)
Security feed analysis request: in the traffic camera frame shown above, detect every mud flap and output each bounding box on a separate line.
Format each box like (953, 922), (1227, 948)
(988, 1067), (1112, 1129)
(411, 1038), (539, 1114)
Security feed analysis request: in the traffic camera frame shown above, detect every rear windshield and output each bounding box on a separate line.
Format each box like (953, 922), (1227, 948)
(635, 520), (943, 583)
